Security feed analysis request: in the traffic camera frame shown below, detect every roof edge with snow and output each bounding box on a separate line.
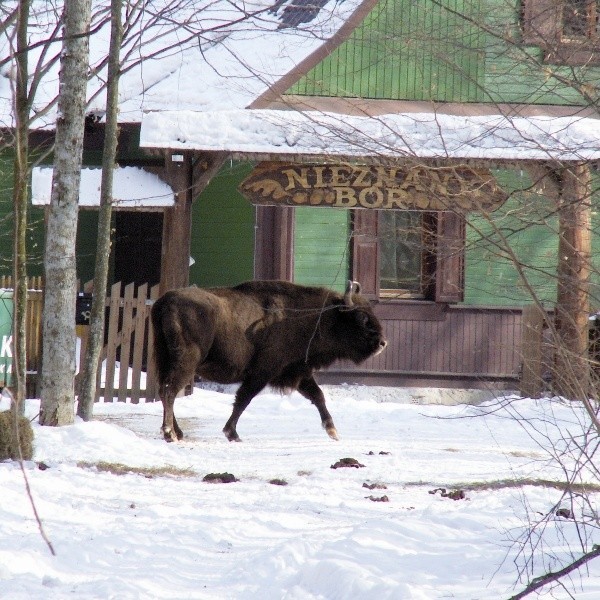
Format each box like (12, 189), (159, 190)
(139, 108), (600, 163)
(32, 166), (175, 208)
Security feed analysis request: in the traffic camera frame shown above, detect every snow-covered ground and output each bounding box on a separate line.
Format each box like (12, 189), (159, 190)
(1, 384), (600, 599)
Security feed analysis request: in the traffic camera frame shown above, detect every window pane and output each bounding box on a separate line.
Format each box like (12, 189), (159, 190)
(378, 211), (422, 296)
(563, 0), (595, 39)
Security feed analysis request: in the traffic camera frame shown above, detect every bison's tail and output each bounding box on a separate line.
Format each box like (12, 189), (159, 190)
(150, 298), (171, 391)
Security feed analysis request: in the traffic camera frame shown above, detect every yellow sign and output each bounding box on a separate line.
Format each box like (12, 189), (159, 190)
(239, 162), (507, 211)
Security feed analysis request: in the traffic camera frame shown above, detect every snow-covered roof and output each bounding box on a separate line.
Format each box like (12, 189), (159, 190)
(139, 108), (600, 162)
(0, 0), (368, 129)
(31, 166), (174, 208)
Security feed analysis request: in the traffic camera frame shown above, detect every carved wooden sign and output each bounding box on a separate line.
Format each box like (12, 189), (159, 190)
(239, 162), (508, 211)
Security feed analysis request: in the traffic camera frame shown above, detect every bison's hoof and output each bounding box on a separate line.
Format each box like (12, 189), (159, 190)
(162, 428), (180, 443)
(326, 426), (339, 441)
(223, 427), (241, 442)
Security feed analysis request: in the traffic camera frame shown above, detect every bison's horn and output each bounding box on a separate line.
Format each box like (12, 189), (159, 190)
(344, 280), (361, 306)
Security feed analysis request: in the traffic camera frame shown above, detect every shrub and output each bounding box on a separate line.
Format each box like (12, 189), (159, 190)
(0, 410), (34, 461)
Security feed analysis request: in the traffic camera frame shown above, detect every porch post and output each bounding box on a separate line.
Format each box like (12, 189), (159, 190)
(554, 163), (592, 400)
(159, 151), (193, 294)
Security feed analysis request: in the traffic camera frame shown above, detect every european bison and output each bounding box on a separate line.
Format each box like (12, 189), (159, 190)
(151, 280), (387, 442)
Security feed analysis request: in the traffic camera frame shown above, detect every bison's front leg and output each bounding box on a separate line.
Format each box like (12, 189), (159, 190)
(222, 377), (268, 441)
(298, 376), (338, 440)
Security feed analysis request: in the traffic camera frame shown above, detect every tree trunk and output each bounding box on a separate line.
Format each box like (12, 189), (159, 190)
(39, 0), (92, 426)
(10, 0), (30, 416)
(554, 163), (592, 400)
(77, 0), (122, 420)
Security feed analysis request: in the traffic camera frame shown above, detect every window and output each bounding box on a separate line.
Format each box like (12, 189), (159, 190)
(379, 211), (425, 298)
(562, 0), (598, 40)
(522, 0), (600, 65)
(352, 210), (465, 303)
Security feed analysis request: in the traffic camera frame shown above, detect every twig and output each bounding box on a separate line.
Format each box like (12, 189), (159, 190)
(508, 545), (600, 600)
(5, 389), (56, 556)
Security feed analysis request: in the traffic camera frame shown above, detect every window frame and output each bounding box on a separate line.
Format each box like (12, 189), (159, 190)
(521, 0), (600, 65)
(378, 210), (427, 300)
(351, 210), (465, 304)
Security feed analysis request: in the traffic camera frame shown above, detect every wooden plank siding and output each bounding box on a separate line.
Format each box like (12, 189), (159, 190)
(294, 207), (350, 293)
(290, 0), (485, 102)
(317, 304), (525, 389)
(289, 0), (600, 107)
(189, 162), (254, 288)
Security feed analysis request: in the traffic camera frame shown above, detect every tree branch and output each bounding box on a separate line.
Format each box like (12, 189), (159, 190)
(508, 545), (600, 600)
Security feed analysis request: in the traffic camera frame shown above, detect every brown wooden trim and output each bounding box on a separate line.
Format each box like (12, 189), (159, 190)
(254, 206), (294, 280)
(521, 0), (600, 65)
(544, 43), (600, 65)
(374, 301), (448, 322)
(190, 151), (229, 200)
(269, 96), (600, 120)
(315, 371), (519, 389)
(252, 0), (380, 108)
(351, 210), (379, 299)
(521, 0), (561, 46)
(433, 212), (465, 303)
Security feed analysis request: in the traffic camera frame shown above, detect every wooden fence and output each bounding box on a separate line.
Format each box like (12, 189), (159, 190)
(0, 276), (44, 396)
(80, 281), (161, 403)
(0, 278), (161, 402)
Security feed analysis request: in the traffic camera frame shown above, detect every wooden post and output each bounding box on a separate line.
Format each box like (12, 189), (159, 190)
(159, 151), (193, 294)
(520, 304), (545, 399)
(254, 206), (295, 281)
(153, 151), (228, 294)
(554, 163), (592, 400)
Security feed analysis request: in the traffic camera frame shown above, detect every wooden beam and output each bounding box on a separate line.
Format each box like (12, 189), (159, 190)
(520, 304), (546, 399)
(254, 206), (294, 280)
(554, 163), (592, 400)
(156, 151), (194, 294)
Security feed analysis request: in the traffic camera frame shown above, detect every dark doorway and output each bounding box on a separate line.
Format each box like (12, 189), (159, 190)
(113, 212), (163, 287)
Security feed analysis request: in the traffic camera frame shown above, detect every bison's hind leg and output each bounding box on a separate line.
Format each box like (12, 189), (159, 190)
(298, 376), (338, 440)
(160, 386), (184, 442)
(158, 345), (202, 442)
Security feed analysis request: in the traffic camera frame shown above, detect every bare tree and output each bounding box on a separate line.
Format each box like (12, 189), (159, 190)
(77, 0), (122, 421)
(39, 0), (92, 426)
(10, 0), (29, 416)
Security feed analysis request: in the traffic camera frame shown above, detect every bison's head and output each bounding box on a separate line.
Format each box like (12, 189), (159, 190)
(333, 281), (387, 363)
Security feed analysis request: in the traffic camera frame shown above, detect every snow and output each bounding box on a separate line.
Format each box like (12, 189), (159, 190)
(0, 0), (366, 128)
(31, 167), (174, 208)
(2, 385), (600, 599)
(140, 108), (600, 161)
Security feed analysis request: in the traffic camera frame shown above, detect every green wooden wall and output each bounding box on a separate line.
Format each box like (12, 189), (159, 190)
(0, 151), (46, 278)
(291, 0), (484, 102)
(291, 0), (600, 106)
(465, 169), (600, 308)
(293, 207), (350, 293)
(189, 162), (254, 287)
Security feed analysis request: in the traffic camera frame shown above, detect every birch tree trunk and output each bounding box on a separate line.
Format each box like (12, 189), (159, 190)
(39, 0), (92, 426)
(77, 0), (122, 420)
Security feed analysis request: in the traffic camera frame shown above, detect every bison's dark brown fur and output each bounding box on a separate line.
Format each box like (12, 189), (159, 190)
(151, 280), (386, 442)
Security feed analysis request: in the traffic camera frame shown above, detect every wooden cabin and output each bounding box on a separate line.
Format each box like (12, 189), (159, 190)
(3, 0), (600, 394)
